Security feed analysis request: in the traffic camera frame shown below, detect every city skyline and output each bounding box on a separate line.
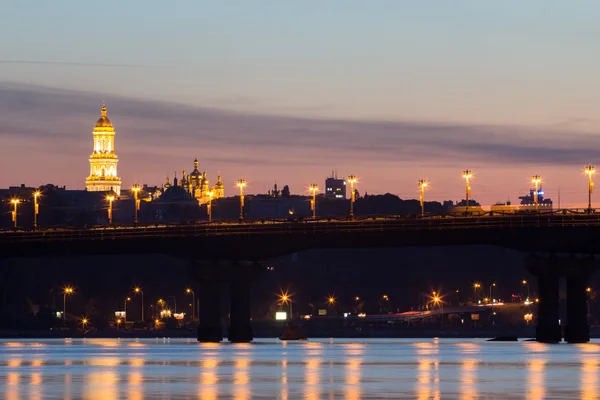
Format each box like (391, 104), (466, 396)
(2, 1), (600, 206)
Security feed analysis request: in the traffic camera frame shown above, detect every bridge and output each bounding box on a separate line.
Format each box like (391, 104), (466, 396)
(2, 213), (599, 345)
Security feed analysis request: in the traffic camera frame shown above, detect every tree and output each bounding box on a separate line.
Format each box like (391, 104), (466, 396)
(281, 185), (291, 198)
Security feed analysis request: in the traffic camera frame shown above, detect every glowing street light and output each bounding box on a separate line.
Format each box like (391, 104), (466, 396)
(81, 317), (88, 330)
(124, 297), (131, 323)
(522, 279), (530, 300)
(10, 199), (20, 229)
(473, 282), (481, 303)
(327, 295), (336, 306)
(585, 165), (595, 213)
(134, 287), (144, 322)
(131, 184), (141, 225)
(33, 191), (41, 229)
(106, 195), (115, 224)
(347, 175), (358, 219)
(236, 179), (247, 221)
(278, 290), (293, 319)
(418, 179), (428, 216)
(531, 175), (542, 212)
(186, 288), (196, 321)
(63, 286), (74, 322)
(206, 190), (214, 222)
(462, 170), (473, 214)
(309, 184), (319, 218)
(489, 282), (496, 302)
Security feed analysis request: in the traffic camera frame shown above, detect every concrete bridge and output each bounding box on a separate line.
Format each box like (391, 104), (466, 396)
(2, 213), (599, 344)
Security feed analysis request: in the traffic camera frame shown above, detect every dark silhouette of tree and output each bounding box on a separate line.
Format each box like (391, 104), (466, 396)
(281, 185), (291, 198)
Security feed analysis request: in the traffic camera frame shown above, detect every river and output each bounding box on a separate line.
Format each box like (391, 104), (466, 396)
(0, 338), (598, 399)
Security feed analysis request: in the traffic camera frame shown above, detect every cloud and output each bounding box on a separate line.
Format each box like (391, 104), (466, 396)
(1, 82), (599, 195)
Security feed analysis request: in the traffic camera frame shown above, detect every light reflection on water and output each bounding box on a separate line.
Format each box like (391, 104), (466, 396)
(0, 338), (599, 399)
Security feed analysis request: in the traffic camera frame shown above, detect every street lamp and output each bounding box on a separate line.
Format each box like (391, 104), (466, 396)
(33, 191), (41, 229)
(63, 286), (74, 322)
(10, 199), (20, 229)
(327, 295), (336, 307)
(131, 184), (141, 225)
(531, 175), (542, 212)
(134, 287), (144, 321)
(418, 179), (428, 216)
(473, 282), (481, 303)
(489, 282), (496, 302)
(186, 288), (196, 321)
(522, 280), (530, 300)
(462, 170), (473, 214)
(106, 195), (115, 224)
(585, 165), (595, 213)
(278, 290), (292, 320)
(206, 190), (214, 222)
(124, 297), (131, 323)
(347, 175), (358, 219)
(236, 179), (247, 221)
(81, 317), (88, 330)
(309, 184), (319, 218)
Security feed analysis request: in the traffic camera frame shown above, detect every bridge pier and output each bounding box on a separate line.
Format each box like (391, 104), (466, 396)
(228, 279), (253, 343)
(535, 269), (562, 343)
(565, 271), (591, 343)
(197, 281), (223, 343)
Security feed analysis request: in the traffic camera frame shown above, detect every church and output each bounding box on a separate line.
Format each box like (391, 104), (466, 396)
(162, 159), (225, 204)
(85, 104), (122, 195)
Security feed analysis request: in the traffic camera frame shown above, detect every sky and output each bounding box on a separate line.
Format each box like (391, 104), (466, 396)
(1, 1), (600, 206)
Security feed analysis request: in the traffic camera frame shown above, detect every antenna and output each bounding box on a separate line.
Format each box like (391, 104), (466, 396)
(558, 186), (561, 210)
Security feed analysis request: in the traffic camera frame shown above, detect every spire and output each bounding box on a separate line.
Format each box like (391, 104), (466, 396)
(101, 103), (107, 118)
(194, 158), (199, 170)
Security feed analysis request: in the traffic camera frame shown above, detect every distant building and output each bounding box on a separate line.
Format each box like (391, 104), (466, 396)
(162, 159), (225, 205)
(325, 172), (346, 200)
(85, 104), (122, 195)
(519, 187), (552, 210)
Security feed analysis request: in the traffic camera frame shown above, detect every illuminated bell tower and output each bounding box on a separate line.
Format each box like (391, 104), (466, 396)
(85, 104), (122, 195)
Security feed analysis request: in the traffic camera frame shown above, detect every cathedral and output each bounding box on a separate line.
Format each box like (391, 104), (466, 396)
(162, 159), (224, 204)
(85, 104), (122, 195)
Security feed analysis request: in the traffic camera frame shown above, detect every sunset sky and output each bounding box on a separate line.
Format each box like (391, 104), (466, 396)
(2, 1), (600, 206)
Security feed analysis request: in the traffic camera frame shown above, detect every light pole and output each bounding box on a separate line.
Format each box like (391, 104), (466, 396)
(63, 286), (74, 322)
(585, 165), (595, 213)
(236, 179), (247, 221)
(134, 287), (144, 321)
(10, 199), (20, 229)
(33, 191), (41, 229)
(489, 282), (496, 302)
(327, 295), (336, 308)
(207, 190), (214, 222)
(106, 195), (115, 224)
(531, 175), (542, 212)
(473, 282), (481, 303)
(418, 179), (428, 216)
(432, 292), (443, 327)
(522, 280), (530, 300)
(124, 297), (131, 323)
(309, 184), (319, 218)
(279, 291), (292, 320)
(347, 175), (358, 219)
(81, 318), (88, 330)
(186, 288), (195, 321)
(462, 170), (473, 214)
(131, 184), (141, 225)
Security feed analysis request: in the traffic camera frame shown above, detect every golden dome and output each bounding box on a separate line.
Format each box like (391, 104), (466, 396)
(95, 104), (113, 128)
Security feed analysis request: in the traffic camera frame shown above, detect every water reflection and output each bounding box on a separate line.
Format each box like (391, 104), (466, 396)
(29, 372), (42, 400)
(84, 371), (118, 400)
(528, 359), (546, 400)
(233, 358), (250, 400)
(200, 358), (219, 400)
(460, 359), (478, 400)
(280, 359), (288, 400)
(581, 359), (598, 400)
(305, 358), (321, 399)
(417, 359), (441, 400)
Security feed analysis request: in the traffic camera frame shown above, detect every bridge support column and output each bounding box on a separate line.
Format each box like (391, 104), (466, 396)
(565, 274), (590, 343)
(535, 271), (561, 343)
(228, 279), (253, 343)
(197, 281), (223, 343)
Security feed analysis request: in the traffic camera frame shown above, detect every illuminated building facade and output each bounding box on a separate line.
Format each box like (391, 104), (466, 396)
(85, 104), (122, 195)
(165, 159), (224, 205)
(325, 172), (346, 199)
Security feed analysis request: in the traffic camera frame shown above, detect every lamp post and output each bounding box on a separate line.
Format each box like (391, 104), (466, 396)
(81, 318), (88, 330)
(585, 165), (595, 213)
(489, 282), (496, 302)
(236, 179), (247, 221)
(134, 287), (144, 321)
(207, 190), (214, 222)
(347, 175), (358, 219)
(309, 184), (319, 218)
(186, 288), (195, 321)
(106, 195), (115, 225)
(462, 170), (473, 214)
(473, 282), (481, 303)
(522, 279), (530, 300)
(531, 175), (542, 212)
(10, 199), (20, 229)
(418, 179), (428, 216)
(432, 292), (443, 327)
(63, 286), (74, 322)
(33, 191), (41, 229)
(131, 184), (141, 225)
(124, 297), (131, 323)
(327, 295), (336, 308)
(279, 291), (292, 320)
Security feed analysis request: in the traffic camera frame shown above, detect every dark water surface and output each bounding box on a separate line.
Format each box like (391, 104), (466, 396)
(0, 338), (598, 399)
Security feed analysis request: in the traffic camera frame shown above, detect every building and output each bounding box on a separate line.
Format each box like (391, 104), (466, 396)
(163, 159), (225, 205)
(325, 172), (346, 200)
(85, 104), (122, 195)
(519, 187), (552, 211)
